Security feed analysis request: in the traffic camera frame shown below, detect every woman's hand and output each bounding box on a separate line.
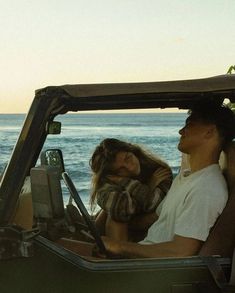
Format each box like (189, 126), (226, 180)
(147, 167), (172, 190)
(101, 236), (122, 256)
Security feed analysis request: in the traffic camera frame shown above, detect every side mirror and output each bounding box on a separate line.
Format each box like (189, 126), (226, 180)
(40, 149), (65, 175)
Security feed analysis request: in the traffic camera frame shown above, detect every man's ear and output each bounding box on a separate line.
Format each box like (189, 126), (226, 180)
(205, 125), (217, 139)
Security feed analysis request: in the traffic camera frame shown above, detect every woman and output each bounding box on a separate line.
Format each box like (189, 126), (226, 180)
(89, 138), (172, 241)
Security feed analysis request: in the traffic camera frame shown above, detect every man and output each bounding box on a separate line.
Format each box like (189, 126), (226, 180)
(102, 102), (235, 258)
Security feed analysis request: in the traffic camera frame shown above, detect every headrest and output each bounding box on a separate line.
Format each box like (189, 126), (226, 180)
(219, 142), (235, 192)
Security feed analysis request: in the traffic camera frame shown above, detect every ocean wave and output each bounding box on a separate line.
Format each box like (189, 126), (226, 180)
(0, 113), (183, 201)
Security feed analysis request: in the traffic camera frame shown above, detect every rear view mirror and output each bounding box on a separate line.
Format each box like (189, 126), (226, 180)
(40, 149), (65, 175)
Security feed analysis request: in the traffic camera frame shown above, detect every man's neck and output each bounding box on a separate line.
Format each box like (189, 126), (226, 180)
(189, 151), (220, 173)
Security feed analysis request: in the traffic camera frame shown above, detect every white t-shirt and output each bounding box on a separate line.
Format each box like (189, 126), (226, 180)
(140, 164), (228, 244)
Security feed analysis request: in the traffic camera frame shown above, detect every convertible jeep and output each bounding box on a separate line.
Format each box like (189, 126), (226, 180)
(1, 74), (235, 293)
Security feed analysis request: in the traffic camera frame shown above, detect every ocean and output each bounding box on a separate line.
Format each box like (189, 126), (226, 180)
(0, 112), (187, 208)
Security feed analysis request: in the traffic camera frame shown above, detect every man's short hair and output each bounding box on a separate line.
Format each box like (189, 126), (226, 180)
(189, 101), (235, 145)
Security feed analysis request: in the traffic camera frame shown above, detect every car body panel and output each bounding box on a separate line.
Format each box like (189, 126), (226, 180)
(0, 74), (235, 292)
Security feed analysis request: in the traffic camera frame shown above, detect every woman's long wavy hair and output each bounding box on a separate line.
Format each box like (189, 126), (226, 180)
(89, 138), (171, 212)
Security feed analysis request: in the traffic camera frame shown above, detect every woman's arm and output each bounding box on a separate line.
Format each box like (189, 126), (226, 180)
(137, 167), (172, 213)
(129, 212), (159, 230)
(97, 168), (172, 223)
(96, 179), (140, 222)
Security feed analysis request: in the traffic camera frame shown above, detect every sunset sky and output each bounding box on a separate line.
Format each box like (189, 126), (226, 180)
(0, 0), (235, 113)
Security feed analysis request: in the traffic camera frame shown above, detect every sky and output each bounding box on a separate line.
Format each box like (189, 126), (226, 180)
(0, 0), (235, 113)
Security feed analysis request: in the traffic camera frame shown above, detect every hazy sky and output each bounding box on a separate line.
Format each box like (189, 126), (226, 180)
(0, 0), (235, 113)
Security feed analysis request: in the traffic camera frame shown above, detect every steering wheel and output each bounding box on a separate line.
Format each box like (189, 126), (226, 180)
(62, 172), (107, 256)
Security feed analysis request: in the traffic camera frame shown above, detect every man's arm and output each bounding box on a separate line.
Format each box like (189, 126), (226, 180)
(102, 234), (203, 258)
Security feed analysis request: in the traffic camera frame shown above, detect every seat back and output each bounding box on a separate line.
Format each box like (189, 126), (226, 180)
(30, 165), (65, 219)
(199, 142), (235, 257)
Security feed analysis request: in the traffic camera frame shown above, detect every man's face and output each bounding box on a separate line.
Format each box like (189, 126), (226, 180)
(178, 116), (214, 154)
